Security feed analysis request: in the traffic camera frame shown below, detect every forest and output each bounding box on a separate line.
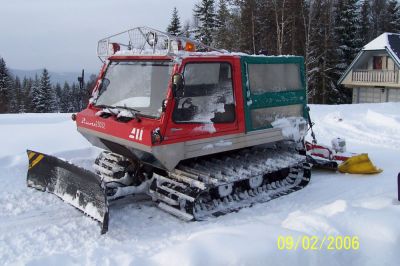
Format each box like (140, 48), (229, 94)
(0, 0), (399, 113)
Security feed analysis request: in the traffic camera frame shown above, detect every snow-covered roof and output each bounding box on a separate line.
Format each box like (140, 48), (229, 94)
(338, 32), (400, 85)
(363, 33), (391, 50)
(362, 32), (400, 65)
(363, 32), (400, 59)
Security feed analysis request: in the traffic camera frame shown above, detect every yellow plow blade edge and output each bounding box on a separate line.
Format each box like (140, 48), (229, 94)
(338, 153), (383, 174)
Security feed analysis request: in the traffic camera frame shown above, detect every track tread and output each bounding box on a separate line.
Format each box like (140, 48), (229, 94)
(149, 146), (311, 220)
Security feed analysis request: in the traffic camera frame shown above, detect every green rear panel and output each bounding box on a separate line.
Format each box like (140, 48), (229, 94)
(240, 56), (307, 132)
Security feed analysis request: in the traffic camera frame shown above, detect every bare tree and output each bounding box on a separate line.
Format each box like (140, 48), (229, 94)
(272, 0), (293, 55)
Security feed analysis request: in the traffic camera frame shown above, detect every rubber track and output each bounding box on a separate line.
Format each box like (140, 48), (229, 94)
(149, 147), (311, 220)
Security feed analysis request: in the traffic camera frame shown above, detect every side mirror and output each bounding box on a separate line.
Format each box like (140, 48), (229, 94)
(161, 99), (167, 112)
(172, 73), (184, 98)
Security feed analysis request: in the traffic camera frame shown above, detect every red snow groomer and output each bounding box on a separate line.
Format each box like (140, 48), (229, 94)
(27, 27), (313, 233)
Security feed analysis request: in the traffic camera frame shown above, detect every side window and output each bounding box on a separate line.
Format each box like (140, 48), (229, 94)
(173, 62), (235, 123)
(248, 63), (302, 94)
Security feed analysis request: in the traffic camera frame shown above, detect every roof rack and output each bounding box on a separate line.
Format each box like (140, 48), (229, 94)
(97, 26), (223, 62)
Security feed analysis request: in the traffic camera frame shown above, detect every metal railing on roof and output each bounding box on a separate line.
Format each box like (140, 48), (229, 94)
(97, 26), (223, 62)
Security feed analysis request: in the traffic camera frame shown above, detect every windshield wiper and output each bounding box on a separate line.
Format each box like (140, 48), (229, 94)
(93, 104), (120, 116)
(94, 104), (146, 122)
(95, 104), (141, 115)
(115, 105), (141, 113)
(116, 106), (158, 119)
(94, 104), (116, 109)
(115, 105), (142, 122)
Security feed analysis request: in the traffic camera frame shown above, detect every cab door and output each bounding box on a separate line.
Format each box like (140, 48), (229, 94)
(164, 58), (241, 142)
(241, 56), (307, 132)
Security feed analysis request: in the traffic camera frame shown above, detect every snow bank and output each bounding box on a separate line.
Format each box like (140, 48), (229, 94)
(1, 103), (400, 265)
(0, 113), (91, 159)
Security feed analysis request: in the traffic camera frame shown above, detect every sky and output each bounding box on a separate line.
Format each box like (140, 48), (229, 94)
(0, 0), (198, 73)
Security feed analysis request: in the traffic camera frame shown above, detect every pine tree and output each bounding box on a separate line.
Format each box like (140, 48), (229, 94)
(333, 0), (361, 103)
(371, 0), (387, 36)
(301, 0), (319, 101)
(9, 76), (24, 113)
(54, 83), (62, 112)
(15, 77), (23, 112)
(182, 21), (192, 38)
(59, 82), (72, 112)
(31, 75), (44, 112)
(22, 77), (33, 112)
(280, 0), (305, 56)
(307, 0), (326, 103)
(237, 0), (258, 53)
(385, 0), (400, 33)
(214, 0), (232, 49)
(32, 69), (57, 113)
(0, 57), (12, 113)
(77, 81), (90, 111)
(167, 7), (182, 36)
(71, 82), (80, 111)
(41, 69), (57, 112)
(305, 0), (339, 104)
(228, 6), (242, 52)
(193, 0), (217, 45)
(335, 0), (362, 70)
(359, 0), (372, 45)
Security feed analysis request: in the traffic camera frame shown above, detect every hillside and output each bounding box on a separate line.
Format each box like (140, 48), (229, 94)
(9, 69), (94, 85)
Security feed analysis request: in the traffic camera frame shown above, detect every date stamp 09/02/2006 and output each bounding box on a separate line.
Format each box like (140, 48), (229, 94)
(277, 235), (360, 251)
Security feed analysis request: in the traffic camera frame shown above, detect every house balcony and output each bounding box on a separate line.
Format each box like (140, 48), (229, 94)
(352, 70), (399, 84)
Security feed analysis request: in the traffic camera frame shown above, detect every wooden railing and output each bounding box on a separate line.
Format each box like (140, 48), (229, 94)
(352, 70), (398, 83)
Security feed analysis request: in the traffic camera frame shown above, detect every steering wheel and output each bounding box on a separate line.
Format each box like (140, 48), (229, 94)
(181, 98), (193, 109)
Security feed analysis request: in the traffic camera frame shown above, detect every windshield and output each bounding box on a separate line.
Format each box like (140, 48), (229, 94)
(95, 61), (174, 118)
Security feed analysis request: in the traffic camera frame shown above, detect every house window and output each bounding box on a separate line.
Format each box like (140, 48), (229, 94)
(373, 56), (382, 69)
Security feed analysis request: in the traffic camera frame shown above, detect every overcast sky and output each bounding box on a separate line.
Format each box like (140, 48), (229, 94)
(0, 0), (198, 73)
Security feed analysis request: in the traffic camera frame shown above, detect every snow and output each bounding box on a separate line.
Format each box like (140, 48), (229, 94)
(271, 117), (307, 142)
(1, 103), (400, 265)
(363, 33), (389, 50)
(193, 123), (216, 133)
(117, 110), (134, 119)
(201, 140), (233, 150)
(114, 49), (170, 56)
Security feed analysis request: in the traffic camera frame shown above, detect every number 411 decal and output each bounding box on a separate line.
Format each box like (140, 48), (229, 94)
(129, 128), (143, 141)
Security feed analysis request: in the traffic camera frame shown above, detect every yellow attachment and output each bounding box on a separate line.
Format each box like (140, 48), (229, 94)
(338, 154), (383, 174)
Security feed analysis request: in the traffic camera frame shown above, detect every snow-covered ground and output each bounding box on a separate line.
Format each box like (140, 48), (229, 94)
(1, 103), (400, 266)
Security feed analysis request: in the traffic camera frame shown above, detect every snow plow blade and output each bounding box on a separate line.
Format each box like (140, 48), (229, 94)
(26, 150), (109, 234)
(338, 154), (382, 174)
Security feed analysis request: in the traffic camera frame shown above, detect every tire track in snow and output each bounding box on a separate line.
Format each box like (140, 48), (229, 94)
(0, 209), (83, 234)
(314, 109), (400, 151)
